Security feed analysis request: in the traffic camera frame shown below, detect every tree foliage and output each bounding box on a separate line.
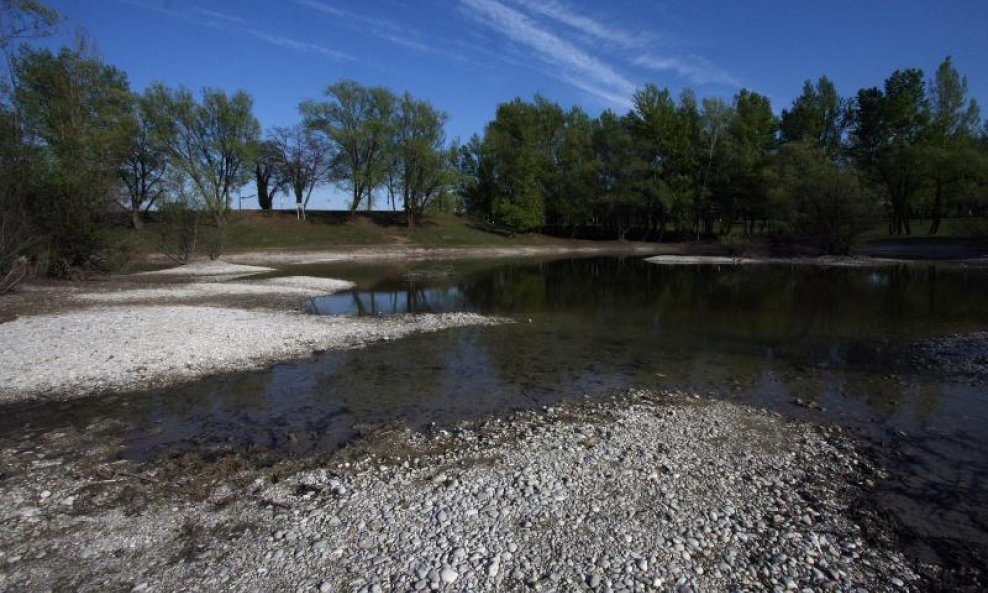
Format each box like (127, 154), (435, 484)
(270, 123), (333, 220)
(386, 92), (452, 227)
(1, 0), (987, 283)
(456, 59), (985, 252)
(848, 69), (929, 235)
(14, 43), (134, 272)
(252, 139), (284, 212)
(118, 88), (173, 228)
(301, 80), (396, 214)
(772, 141), (875, 253)
(780, 77), (845, 154)
(148, 84), (260, 227)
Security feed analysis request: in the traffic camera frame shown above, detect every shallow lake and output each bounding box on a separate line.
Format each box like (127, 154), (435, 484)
(5, 255), (988, 576)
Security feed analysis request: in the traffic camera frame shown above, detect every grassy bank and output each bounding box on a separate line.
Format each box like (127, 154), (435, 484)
(114, 211), (988, 265)
(116, 211), (570, 256)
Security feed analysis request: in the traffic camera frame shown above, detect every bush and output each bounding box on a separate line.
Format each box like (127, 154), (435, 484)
(158, 197), (225, 264)
(958, 218), (988, 242)
(773, 142), (878, 254)
(719, 234), (750, 256)
(0, 197), (34, 292)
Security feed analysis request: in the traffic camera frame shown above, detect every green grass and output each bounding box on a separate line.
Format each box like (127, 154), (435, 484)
(223, 212), (392, 249)
(855, 217), (980, 243)
(114, 211), (568, 256)
(405, 213), (560, 248)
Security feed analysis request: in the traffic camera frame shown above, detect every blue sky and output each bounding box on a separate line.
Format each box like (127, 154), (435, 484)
(43, 0), (988, 209)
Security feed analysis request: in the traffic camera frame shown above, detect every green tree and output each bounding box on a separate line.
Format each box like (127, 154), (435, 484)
(780, 76), (845, 154)
(696, 96), (733, 237)
(628, 85), (680, 237)
(924, 56), (981, 234)
(386, 92), (452, 228)
(594, 110), (644, 240)
(301, 80), (396, 214)
(0, 0), (57, 285)
(270, 123), (332, 220)
(0, 0), (57, 101)
(725, 89), (777, 236)
(481, 96), (563, 231)
(118, 88), (173, 229)
(455, 134), (497, 218)
(772, 141), (877, 253)
(549, 106), (597, 232)
(848, 69), (930, 235)
(15, 43), (134, 272)
(252, 139), (285, 212)
(147, 84), (260, 227)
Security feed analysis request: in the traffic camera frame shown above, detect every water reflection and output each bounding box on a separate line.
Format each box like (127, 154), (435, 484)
(306, 285), (468, 316)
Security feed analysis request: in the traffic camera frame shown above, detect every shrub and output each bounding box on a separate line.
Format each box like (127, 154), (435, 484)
(158, 196), (225, 264)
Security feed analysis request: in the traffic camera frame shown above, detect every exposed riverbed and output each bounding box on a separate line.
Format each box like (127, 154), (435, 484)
(1, 254), (986, 590)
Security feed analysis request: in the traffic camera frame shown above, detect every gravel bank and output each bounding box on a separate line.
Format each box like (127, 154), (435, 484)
(0, 306), (503, 403)
(73, 276), (356, 304)
(136, 260), (276, 278)
(0, 390), (921, 592)
(909, 332), (988, 385)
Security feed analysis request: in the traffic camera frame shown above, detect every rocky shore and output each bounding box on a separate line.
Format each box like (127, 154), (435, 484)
(0, 390), (922, 592)
(909, 331), (988, 385)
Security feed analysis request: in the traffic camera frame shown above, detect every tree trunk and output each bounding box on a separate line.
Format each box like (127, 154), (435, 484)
(928, 180), (943, 235)
(257, 185), (271, 210)
(350, 186), (361, 216)
(130, 207), (142, 230)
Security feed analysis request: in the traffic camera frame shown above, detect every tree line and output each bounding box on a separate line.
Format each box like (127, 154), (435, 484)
(0, 2), (454, 282)
(458, 59), (987, 252)
(2, 0), (987, 288)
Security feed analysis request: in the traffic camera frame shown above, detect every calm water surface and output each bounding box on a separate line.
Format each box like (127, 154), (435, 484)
(4, 256), (988, 575)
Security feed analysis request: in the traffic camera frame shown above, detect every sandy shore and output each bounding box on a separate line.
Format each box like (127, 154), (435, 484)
(0, 390), (921, 592)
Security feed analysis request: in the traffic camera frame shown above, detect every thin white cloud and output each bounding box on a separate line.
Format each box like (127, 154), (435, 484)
(189, 6), (353, 61)
(505, 0), (654, 50)
(501, 0), (739, 90)
(293, 0), (433, 53)
(458, 0), (636, 107)
(633, 54), (740, 87)
(114, 0), (352, 62)
(191, 7), (251, 27)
